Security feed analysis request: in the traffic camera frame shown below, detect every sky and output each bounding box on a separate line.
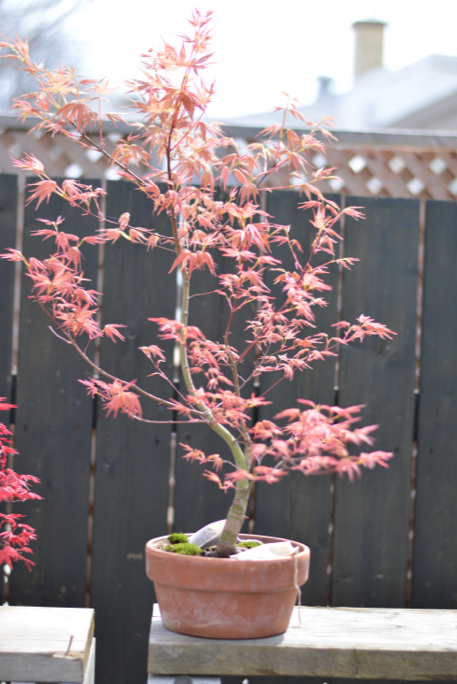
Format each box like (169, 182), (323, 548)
(68, 0), (457, 119)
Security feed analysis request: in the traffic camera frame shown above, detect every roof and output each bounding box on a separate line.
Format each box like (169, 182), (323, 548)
(220, 54), (457, 132)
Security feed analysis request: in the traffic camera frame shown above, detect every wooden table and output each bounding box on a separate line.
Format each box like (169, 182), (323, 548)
(148, 604), (457, 682)
(0, 606), (95, 684)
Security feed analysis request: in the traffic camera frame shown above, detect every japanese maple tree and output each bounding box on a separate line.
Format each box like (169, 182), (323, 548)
(1, 11), (395, 544)
(0, 400), (41, 569)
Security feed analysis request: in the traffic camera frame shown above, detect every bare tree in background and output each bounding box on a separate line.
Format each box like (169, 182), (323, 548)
(0, 0), (90, 109)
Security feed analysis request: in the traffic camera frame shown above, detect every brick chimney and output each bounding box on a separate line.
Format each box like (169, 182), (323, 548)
(352, 20), (387, 78)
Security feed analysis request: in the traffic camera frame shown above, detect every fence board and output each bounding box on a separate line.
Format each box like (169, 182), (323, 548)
(9, 178), (99, 607)
(91, 181), (175, 684)
(174, 191), (255, 535)
(0, 173), (17, 605)
(412, 200), (457, 609)
(254, 191), (340, 607)
(4, 175), (457, 684)
(331, 197), (419, 608)
(0, 174), (16, 402)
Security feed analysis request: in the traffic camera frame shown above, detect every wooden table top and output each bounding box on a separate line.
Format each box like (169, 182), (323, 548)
(0, 605), (94, 683)
(148, 605), (457, 680)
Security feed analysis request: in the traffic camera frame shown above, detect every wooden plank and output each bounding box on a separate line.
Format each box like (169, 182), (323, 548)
(0, 174), (16, 400)
(0, 174), (16, 606)
(9, 178), (99, 608)
(254, 191), (340, 607)
(174, 418), (244, 536)
(331, 197), (419, 607)
(83, 637), (96, 684)
(90, 181), (175, 684)
(148, 604), (457, 680)
(5, 115), (457, 150)
(412, 200), (457, 609)
(0, 605), (94, 683)
(148, 677), (221, 684)
(221, 677), (326, 684)
(173, 327), (250, 532)
(174, 190), (255, 535)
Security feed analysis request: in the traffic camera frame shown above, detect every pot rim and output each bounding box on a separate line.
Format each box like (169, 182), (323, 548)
(146, 532), (309, 563)
(146, 532), (310, 595)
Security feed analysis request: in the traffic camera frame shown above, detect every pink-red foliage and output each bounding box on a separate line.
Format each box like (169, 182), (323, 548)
(0, 11), (395, 529)
(0, 400), (41, 570)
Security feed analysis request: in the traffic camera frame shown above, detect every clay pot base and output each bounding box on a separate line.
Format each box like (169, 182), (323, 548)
(145, 533), (310, 639)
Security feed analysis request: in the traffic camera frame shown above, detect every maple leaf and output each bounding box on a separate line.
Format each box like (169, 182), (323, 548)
(0, 248), (24, 262)
(10, 153), (44, 175)
(140, 345), (166, 362)
(26, 180), (59, 208)
(103, 324), (126, 342)
(207, 453), (223, 471)
(0, 406), (41, 570)
(0, 10), (398, 545)
(203, 470), (226, 489)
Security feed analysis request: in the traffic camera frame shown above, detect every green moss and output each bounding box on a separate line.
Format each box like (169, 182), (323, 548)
(168, 532), (189, 544)
(237, 541), (261, 549)
(167, 542), (203, 556)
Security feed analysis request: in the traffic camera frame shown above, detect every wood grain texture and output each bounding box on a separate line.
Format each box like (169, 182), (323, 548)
(9, 178), (99, 608)
(0, 174), (16, 401)
(331, 197), (419, 608)
(0, 605), (93, 683)
(254, 192), (340, 607)
(83, 637), (96, 684)
(0, 174), (16, 606)
(412, 200), (457, 609)
(222, 677), (326, 684)
(90, 181), (175, 684)
(148, 677), (221, 684)
(148, 605), (457, 679)
(174, 190), (254, 535)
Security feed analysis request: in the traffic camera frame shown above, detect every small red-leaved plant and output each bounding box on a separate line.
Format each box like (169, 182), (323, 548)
(1, 12), (395, 543)
(0, 400), (41, 569)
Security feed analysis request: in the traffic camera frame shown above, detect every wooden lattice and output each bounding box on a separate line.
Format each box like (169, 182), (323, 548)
(323, 146), (457, 200)
(2, 115), (457, 200)
(0, 118), (121, 180)
(227, 125), (457, 201)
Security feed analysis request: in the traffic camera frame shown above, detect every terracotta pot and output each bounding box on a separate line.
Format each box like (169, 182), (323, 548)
(145, 533), (310, 639)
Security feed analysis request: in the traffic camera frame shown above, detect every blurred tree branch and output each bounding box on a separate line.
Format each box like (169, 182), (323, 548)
(0, 0), (91, 108)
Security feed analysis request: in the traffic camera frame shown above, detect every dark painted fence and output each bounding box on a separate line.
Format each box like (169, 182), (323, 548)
(1, 174), (456, 684)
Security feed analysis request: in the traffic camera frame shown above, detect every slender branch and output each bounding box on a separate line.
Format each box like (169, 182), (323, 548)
(131, 416), (206, 425)
(35, 296), (177, 409)
(80, 132), (150, 189)
(69, 336), (175, 407)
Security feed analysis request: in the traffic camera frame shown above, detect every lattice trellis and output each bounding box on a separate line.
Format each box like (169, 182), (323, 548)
(321, 146), (457, 200)
(2, 116), (457, 200)
(227, 125), (457, 201)
(0, 121), (122, 180)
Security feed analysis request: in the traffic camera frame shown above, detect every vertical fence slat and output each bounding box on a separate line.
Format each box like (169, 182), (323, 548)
(91, 181), (175, 684)
(412, 200), (457, 609)
(174, 190), (255, 535)
(254, 191), (340, 608)
(9, 178), (99, 607)
(331, 196), (419, 610)
(0, 173), (17, 605)
(0, 174), (16, 400)
(5, 176), (457, 684)
(173, 271), (253, 532)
